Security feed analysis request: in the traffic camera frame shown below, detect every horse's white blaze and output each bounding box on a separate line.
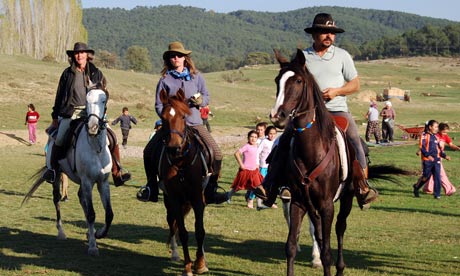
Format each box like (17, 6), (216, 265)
(86, 89), (106, 135)
(169, 107), (176, 117)
(271, 70), (295, 117)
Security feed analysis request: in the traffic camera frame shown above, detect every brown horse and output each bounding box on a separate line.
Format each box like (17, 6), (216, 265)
(270, 49), (355, 276)
(158, 88), (209, 276)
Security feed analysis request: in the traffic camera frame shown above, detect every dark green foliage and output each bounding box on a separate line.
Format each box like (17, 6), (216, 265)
(83, 5), (458, 72)
(124, 45), (152, 72)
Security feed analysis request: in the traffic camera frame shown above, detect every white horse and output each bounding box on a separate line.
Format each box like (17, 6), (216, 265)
(23, 89), (113, 256)
(282, 198), (322, 269)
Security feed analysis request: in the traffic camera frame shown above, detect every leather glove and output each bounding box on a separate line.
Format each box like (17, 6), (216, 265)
(189, 93), (203, 107)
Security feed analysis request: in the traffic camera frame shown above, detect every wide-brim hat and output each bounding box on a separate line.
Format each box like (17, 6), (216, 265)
(163, 41), (192, 60)
(66, 42), (95, 56)
(304, 13), (345, 34)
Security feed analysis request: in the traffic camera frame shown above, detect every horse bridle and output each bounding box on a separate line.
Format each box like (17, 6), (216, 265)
(85, 113), (107, 134)
(287, 71), (316, 133)
(162, 102), (192, 157)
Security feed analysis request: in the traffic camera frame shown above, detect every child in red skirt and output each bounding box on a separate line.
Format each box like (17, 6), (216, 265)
(227, 130), (277, 209)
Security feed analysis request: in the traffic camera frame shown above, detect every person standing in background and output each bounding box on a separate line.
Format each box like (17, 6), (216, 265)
(111, 106), (138, 149)
(200, 105), (213, 132)
(25, 103), (40, 145)
(380, 101), (395, 143)
(365, 101), (381, 144)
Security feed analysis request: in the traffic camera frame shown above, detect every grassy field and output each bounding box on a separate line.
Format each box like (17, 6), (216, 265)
(1, 54), (460, 276)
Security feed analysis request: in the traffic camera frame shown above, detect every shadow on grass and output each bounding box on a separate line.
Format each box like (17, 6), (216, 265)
(1, 216), (446, 276)
(0, 131), (30, 145)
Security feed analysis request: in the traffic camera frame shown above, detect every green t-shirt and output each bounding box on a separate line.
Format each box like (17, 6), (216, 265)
(303, 45), (358, 112)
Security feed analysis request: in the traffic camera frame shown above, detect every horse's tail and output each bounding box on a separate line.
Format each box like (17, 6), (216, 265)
(21, 166), (47, 206)
(368, 164), (412, 183)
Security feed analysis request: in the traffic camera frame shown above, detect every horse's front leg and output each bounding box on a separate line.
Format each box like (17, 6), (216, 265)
(78, 179), (98, 256)
(286, 202), (306, 276)
(52, 172), (66, 240)
(308, 217), (322, 268)
(192, 200), (208, 274)
(335, 191), (354, 276)
(165, 195), (181, 262)
(171, 199), (191, 276)
(318, 201), (335, 276)
(95, 177), (113, 239)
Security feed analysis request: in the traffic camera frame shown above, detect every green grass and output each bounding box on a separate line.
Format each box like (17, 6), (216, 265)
(1, 55), (460, 275)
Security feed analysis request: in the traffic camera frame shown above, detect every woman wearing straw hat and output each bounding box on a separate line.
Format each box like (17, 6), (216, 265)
(137, 41), (227, 204)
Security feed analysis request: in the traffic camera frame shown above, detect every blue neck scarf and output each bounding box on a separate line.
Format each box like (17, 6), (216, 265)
(168, 67), (191, 81)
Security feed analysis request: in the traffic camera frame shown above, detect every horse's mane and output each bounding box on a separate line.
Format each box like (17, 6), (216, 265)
(303, 66), (336, 143)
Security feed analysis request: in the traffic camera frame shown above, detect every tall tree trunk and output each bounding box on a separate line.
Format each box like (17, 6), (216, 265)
(0, 0), (87, 61)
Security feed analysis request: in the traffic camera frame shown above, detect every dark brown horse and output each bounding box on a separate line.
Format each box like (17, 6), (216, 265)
(158, 88), (209, 276)
(270, 49), (355, 276)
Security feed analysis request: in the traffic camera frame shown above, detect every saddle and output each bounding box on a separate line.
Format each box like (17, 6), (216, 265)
(286, 114), (352, 201)
(156, 127), (215, 192)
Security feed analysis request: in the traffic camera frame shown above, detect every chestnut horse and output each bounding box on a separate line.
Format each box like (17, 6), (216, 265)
(158, 88), (210, 276)
(270, 49), (355, 276)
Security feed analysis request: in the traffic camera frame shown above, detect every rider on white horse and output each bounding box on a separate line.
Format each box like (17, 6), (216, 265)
(43, 42), (130, 186)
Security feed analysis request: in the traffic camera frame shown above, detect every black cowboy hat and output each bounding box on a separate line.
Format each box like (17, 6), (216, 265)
(66, 42), (95, 56)
(163, 41), (192, 60)
(304, 13), (345, 34)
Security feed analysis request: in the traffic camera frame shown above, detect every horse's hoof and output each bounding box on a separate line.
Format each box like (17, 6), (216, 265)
(195, 265), (209, 274)
(57, 231), (67, 240)
(88, 247), (99, 256)
(95, 228), (108, 239)
(181, 272), (193, 276)
(171, 254), (181, 262)
(312, 261), (323, 269)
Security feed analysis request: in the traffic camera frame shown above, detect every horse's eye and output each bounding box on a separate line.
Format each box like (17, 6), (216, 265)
(296, 79), (303, 84)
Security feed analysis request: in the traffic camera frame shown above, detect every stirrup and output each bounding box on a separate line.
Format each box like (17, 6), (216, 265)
(357, 187), (378, 210)
(42, 169), (56, 183)
(279, 187), (291, 201)
(121, 171), (131, 182)
(253, 185), (268, 201)
(136, 186), (151, 202)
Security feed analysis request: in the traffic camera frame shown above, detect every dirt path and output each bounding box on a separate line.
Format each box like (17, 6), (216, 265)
(0, 126), (250, 158)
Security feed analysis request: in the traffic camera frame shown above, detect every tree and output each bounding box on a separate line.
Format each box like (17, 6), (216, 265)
(246, 51), (272, 66)
(94, 50), (120, 69)
(124, 45), (152, 72)
(0, 0), (87, 61)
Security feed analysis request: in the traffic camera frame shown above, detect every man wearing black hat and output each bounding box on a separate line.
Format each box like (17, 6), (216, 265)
(43, 42), (131, 186)
(302, 13), (378, 208)
(255, 13), (377, 209)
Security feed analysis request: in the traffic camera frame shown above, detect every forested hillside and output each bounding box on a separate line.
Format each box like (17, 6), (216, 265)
(83, 5), (457, 72)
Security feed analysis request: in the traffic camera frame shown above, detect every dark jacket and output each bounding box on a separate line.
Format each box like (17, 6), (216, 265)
(52, 62), (104, 119)
(111, 114), (137, 130)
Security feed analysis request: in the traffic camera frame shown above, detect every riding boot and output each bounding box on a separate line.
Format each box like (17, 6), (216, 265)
(137, 137), (160, 202)
(353, 161), (379, 209)
(204, 159), (228, 204)
(43, 144), (64, 183)
(111, 144), (131, 187)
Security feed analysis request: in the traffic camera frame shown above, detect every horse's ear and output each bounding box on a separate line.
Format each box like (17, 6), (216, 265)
(293, 48), (306, 67)
(176, 88), (185, 102)
(160, 89), (168, 104)
(273, 49), (289, 68)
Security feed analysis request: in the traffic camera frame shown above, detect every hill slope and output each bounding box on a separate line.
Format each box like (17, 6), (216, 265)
(83, 5), (453, 71)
